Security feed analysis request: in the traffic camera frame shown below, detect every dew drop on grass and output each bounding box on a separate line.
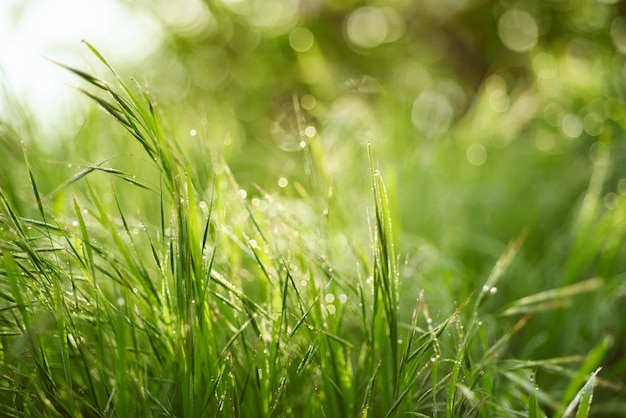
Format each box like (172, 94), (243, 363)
(327, 305), (336, 315)
(72, 220), (79, 227)
(339, 293), (348, 304)
(116, 297), (125, 306)
(299, 140), (307, 148)
(482, 285), (498, 294)
(189, 129), (197, 136)
(238, 189), (247, 199)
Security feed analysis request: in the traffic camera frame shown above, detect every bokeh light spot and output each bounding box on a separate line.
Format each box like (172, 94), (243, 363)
(301, 94), (316, 110)
(289, 27), (314, 52)
(611, 17), (626, 54)
(485, 75), (510, 113)
(346, 7), (388, 49)
(304, 126), (316, 137)
(411, 91), (453, 138)
(466, 144), (487, 166)
(562, 114), (583, 138)
(498, 10), (539, 52)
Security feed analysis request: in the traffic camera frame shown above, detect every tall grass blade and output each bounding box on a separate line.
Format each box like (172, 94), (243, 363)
(562, 367), (601, 418)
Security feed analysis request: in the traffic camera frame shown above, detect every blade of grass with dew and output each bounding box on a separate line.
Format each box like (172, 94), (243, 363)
(528, 373), (545, 418)
(561, 367), (601, 418)
(559, 336), (612, 415)
(368, 145), (400, 404)
(473, 233), (526, 315)
(500, 277), (604, 317)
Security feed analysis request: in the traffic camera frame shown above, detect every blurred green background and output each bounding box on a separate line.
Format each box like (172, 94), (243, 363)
(2, 0), (626, 410)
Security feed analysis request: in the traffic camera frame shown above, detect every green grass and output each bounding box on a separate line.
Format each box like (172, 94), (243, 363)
(0, 41), (625, 417)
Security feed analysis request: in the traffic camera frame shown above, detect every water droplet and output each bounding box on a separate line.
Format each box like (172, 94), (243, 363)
(72, 220), (79, 227)
(325, 294), (335, 303)
(338, 294), (348, 304)
(489, 286), (498, 294)
(249, 239), (258, 249)
(238, 189), (247, 199)
(299, 141), (307, 148)
(278, 177), (288, 188)
(327, 305), (336, 315)
(116, 297), (125, 306)
(304, 126), (316, 137)
(189, 129), (197, 136)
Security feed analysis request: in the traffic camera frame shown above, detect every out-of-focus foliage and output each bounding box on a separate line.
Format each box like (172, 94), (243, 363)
(120, 0), (626, 262)
(117, 0), (626, 404)
(2, 0), (626, 415)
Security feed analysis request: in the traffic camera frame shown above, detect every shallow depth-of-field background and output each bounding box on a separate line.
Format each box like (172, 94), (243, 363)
(1, 0), (626, 416)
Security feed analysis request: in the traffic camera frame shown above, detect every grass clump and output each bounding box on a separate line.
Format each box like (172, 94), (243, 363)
(0, 43), (623, 417)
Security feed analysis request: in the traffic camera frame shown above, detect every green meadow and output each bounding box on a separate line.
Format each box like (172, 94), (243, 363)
(1, 1), (625, 416)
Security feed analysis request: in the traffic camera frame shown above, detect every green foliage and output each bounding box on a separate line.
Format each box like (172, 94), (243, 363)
(2, 0), (626, 415)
